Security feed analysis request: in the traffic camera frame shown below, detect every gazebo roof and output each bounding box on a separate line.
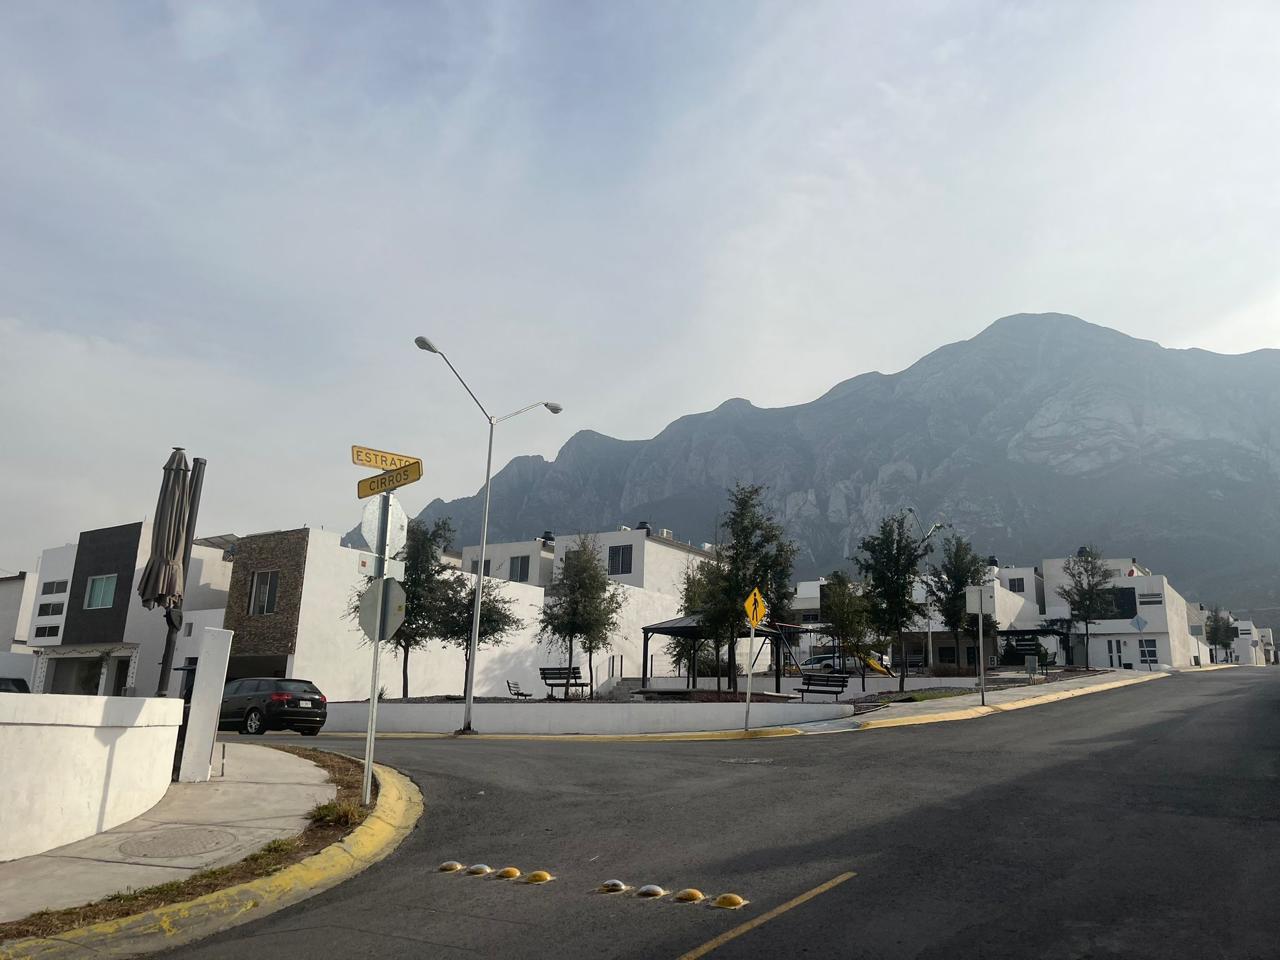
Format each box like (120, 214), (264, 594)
(641, 613), (798, 639)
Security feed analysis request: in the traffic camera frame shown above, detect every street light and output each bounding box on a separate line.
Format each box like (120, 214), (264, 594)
(415, 335), (562, 733)
(906, 508), (950, 672)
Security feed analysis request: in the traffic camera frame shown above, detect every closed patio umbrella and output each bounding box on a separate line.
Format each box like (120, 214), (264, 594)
(137, 448), (191, 610)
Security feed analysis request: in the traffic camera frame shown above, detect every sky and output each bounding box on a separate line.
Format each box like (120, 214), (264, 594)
(2, 0), (1278, 574)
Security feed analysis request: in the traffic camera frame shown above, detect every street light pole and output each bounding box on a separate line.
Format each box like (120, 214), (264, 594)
(906, 509), (949, 674)
(415, 337), (561, 734)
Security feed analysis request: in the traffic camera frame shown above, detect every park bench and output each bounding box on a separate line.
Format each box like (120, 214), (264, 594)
(507, 680), (532, 700)
(539, 666), (590, 699)
(795, 673), (849, 701)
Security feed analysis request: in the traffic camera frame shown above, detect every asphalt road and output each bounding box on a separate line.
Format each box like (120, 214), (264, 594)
(179, 669), (1279, 959)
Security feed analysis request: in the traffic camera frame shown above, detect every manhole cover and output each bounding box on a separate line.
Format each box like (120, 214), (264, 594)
(718, 758), (775, 765)
(119, 827), (238, 859)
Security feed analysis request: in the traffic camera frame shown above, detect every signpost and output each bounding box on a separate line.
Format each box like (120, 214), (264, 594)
(965, 582), (994, 706)
(1131, 613), (1150, 671)
(352, 445), (421, 805)
(743, 588), (767, 732)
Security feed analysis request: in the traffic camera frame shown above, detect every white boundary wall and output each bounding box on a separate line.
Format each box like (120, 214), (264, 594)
(325, 700), (857, 735)
(0, 693), (183, 861)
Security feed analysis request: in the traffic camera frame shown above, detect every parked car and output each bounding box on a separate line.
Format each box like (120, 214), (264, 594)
(219, 677), (327, 736)
(0, 677), (31, 693)
(799, 655), (839, 673)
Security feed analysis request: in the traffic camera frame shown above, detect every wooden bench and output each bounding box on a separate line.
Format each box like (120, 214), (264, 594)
(507, 680), (532, 700)
(796, 673), (849, 701)
(539, 666), (590, 699)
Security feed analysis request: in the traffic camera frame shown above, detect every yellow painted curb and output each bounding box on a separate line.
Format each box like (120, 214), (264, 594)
(856, 673), (1169, 731)
(316, 727), (803, 742)
(0, 762), (423, 960)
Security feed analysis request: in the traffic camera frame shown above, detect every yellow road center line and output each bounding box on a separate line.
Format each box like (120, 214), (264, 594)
(675, 871), (856, 960)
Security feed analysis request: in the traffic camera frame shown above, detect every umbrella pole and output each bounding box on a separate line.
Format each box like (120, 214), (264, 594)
(156, 458), (206, 697)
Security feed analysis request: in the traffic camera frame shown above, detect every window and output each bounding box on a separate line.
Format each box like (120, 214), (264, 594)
(85, 574), (117, 610)
(249, 570), (279, 615)
(223, 679), (243, 695)
(184, 622), (194, 636)
(37, 602), (64, 617)
(510, 555), (530, 583)
(1008, 577), (1025, 593)
(34, 625), (59, 638)
(1138, 592), (1163, 606)
(1138, 637), (1157, 664)
(470, 559), (491, 577)
(608, 544), (633, 576)
(939, 647), (957, 664)
(801, 612), (820, 623)
(41, 579), (68, 595)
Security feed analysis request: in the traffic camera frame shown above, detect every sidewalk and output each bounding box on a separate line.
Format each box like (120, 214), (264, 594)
(0, 743), (334, 923)
(795, 669), (1169, 734)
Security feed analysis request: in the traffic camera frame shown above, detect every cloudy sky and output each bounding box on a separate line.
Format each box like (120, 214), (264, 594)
(1, 0), (1277, 573)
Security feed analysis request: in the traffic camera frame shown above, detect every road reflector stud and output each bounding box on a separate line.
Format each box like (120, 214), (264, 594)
(712, 893), (747, 909)
(467, 864), (492, 875)
(439, 861), (463, 872)
(496, 867), (522, 879)
(600, 879), (628, 893)
(526, 870), (554, 884)
(637, 885), (667, 899)
(674, 888), (705, 903)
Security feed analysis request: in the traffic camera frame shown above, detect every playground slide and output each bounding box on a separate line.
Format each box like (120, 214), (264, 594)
(862, 657), (890, 676)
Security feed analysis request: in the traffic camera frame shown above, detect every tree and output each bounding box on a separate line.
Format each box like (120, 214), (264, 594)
(817, 571), (877, 690)
(442, 579), (522, 690)
(855, 513), (932, 692)
(717, 483), (797, 691)
(538, 535), (625, 697)
(1056, 546), (1116, 669)
(925, 535), (987, 675)
(1205, 606), (1234, 663)
(678, 557), (737, 691)
(347, 518), (468, 699)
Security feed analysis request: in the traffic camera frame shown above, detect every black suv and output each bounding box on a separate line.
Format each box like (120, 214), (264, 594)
(219, 677), (327, 736)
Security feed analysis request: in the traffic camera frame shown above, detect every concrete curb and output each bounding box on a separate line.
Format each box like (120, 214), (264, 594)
(0, 762), (424, 960)
(854, 672), (1169, 730)
(313, 728), (803, 742)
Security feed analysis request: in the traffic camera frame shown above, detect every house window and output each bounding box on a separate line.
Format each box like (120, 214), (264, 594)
(184, 622), (194, 636)
(510, 555), (530, 583)
(249, 570), (279, 615)
(939, 646), (957, 664)
(85, 574), (118, 610)
(37, 602), (65, 617)
(1138, 637), (1157, 664)
(1008, 577), (1025, 593)
(1138, 592), (1163, 606)
(608, 544), (633, 576)
(41, 579), (68, 595)
(470, 559), (491, 577)
(801, 612), (819, 623)
(34, 625), (59, 639)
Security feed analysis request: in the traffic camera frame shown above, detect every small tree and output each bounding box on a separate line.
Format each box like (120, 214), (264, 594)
(539, 535), (625, 697)
(679, 558), (735, 691)
(347, 518), (463, 699)
(1205, 606), (1234, 663)
(925, 535), (987, 675)
(717, 483), (797, 690)
(818, 571), (875, 690)
(441, 579), (522, 690)
(856, 513), (932, 692)
(1056, 546), (1116, 669)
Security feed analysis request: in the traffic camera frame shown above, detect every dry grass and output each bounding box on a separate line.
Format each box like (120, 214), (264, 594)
(0, 746), (373, 943)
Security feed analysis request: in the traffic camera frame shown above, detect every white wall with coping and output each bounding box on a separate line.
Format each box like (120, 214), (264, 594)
(325, 699), (857, 734)
(645, 675), (974, 695)
(0, 692), (183, 861)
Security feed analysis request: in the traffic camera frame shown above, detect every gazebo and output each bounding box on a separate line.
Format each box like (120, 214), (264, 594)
(639, 614), (805, 692)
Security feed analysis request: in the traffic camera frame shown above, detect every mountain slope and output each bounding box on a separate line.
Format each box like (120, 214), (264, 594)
(413, 314), (1280, 626)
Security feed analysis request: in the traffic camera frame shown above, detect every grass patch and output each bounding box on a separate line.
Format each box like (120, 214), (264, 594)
(0, 747), (372, 943)
(899, 688), (972, 703)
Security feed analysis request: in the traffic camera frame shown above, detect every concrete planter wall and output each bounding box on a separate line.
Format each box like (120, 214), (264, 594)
(325, 700), (857, 735)
(0, 692), (184, 861)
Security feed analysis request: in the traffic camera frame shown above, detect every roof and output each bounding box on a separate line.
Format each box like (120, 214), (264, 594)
(641, 613), (798, 638)
(194, 534), (240, 552)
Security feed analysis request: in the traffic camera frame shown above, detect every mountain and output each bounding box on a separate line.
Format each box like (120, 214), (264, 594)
(406, 314), (1280, 627)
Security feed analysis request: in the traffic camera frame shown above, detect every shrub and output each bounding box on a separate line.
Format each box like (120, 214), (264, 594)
(307, 801), (364, 828)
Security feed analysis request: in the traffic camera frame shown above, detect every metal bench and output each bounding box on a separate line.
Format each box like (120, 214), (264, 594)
(507, 680), (532, 700)
(539, 666), (590, 699)
(796, 673), (849, 701)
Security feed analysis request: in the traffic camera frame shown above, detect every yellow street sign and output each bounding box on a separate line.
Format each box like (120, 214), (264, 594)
(357, 459), (423, 499)
(352, 445), (420, 471)
(744, 587), (768, 628)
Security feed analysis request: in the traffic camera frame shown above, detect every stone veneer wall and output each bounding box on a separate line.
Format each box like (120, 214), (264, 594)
(222, 528), (310, 658)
